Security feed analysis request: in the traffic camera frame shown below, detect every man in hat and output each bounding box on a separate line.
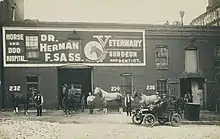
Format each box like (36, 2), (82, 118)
(153, 92), (161, 104)
(60, 84), (68, 108)
(87, 92), (95, 114)
(34, 91), (44, 116)
(124, 92), (134, 116)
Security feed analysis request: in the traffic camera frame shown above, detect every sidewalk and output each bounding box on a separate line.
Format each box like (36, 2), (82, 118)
(1, 109), (220, 125)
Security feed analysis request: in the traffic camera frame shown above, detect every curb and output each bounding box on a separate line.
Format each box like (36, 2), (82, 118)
(181, 121), (220, 125)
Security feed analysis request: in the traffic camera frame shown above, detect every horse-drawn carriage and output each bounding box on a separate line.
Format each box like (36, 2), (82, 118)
(132, 91), (184, 127)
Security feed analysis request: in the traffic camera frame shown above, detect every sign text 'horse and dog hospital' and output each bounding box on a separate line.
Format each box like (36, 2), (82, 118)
(3, 27), (146, 67)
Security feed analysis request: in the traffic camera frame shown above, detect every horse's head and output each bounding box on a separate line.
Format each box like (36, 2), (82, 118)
(90, 45), (97, 54)
(133, 89), (141, 99)
(27, 89), (36, 99)
(93, 87), (100, 96)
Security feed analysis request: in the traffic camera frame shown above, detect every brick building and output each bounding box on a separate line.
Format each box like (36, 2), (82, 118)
(1, 21), (220, 110)
(0, 0), (24, 108)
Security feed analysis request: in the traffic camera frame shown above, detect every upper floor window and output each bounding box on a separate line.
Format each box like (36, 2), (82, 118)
(155, 45), (168, 70)
(26, 75), (39, 91)
(214, 47), (220, 68)
(120, 73), (133, 96)
(25, 35), (40, 59)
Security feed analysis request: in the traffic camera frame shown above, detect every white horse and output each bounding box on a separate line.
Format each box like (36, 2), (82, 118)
(133, 90), (161, 107)
(93, 87), (123, 114)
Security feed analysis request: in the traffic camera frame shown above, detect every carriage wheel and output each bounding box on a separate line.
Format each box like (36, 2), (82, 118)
(132, 114), (143, 125)
(170, 113), (181, 127)
(143, 114), (156, 127)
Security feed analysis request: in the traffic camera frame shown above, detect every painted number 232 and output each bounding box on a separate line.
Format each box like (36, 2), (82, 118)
(9, 86), (21, 92)
(111, 86), (120, 92)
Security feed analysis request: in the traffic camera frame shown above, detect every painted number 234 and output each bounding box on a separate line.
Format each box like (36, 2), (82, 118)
(9, 86), (21, 92)
(111, 86), (120, 92)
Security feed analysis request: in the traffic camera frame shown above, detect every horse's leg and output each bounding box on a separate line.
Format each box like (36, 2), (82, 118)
(71, 100), (75, 114)
(118, 97), (123, 114)
(64, 103), (67, 116)
(14, 100), (19, 113)
(103, 101), (107, 114)
(68, 101), (71, 116)
(16, 106), (19, 113)
(25, 102), (29, 116)
(24, 103), (27, 116)
(12, 99), (16, 113)
(66, 100), (71, 116)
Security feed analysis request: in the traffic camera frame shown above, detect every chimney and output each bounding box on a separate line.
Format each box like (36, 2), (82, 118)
(206, 0), (213, 11)
(12, 6), (15, 21)
(184, 38), (199, 73)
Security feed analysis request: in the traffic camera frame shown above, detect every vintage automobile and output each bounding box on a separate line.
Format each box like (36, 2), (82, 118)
(132, 97), (184, 127)
(143, 99), (182, 127)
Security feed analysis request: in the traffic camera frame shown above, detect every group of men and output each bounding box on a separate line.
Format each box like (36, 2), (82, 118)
(32, 85), (163, 116)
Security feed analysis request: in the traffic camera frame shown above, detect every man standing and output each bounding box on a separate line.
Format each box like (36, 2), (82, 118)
(87, 92), (95, 114)
(124, 93), (134, 116)
(60, 84), (67, 109)
(81, 95), (85, 112)
(34, 91), (44, 116)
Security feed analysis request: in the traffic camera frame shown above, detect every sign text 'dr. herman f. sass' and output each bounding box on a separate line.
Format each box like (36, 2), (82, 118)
(2, 27), (146, 67)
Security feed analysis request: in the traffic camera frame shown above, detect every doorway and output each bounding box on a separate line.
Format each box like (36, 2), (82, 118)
(58, 68), (92, 109)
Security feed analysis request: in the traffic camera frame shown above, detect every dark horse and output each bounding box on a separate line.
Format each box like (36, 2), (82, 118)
(62, 85), (76, 116)
(12, 89), (35, 115)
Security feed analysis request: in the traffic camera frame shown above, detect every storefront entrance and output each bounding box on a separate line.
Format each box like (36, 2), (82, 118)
(58, 67), (92, 109)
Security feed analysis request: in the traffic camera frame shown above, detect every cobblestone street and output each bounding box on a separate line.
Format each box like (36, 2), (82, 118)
(0, 111), (220, 139)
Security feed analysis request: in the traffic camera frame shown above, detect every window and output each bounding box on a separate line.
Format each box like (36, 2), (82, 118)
(214, 47), (220, 67)
(155, 45), (168, 69)
(26, 76), (39, 91)
(120, 73), (133, 96)
(25, 35), (40, 59)
(156, 79), (167, 95)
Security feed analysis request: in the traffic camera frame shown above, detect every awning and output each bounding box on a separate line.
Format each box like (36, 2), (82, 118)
(58, 63), (93, 69)
(179, 72), (206, 79)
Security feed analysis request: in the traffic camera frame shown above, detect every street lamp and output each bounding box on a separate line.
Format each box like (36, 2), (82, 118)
(179, 11), (185, 25)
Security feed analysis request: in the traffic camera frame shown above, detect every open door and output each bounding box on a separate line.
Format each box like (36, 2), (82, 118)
(167, 79), (180, 98)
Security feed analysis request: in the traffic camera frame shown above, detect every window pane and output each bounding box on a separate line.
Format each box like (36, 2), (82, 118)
(120, 73), (133, 95)
(26, 76), (38, 82)
(121, 74), (132, 85)
(27, 84), (38, 91)
(156, 79), (167, 94)
(215, 60), (220, 67)
(26, 51), (39, 59)
(155, 46), (168, 69)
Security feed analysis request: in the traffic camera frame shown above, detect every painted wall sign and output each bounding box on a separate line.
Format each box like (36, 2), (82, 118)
(146, 85), (156, 91)
(3, 27), (146, 67)
(110, 86), (120, 92)
(9, 85), (21, 92)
